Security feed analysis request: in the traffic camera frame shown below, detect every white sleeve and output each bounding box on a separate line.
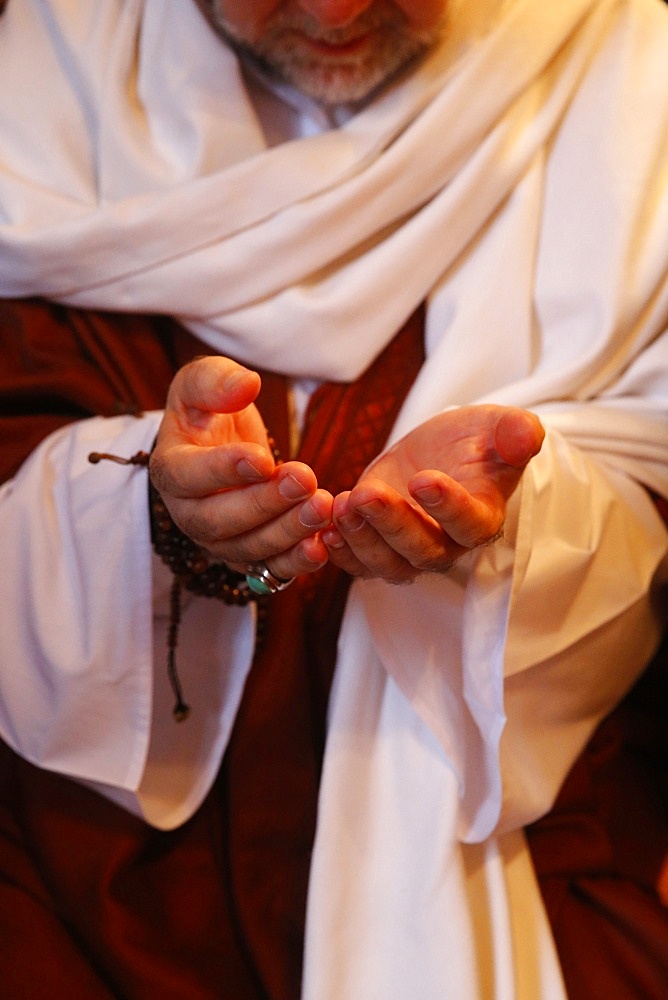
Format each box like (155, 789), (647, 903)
(496, 427), (667, 831)
(354, 427), (667, 841)
(0, 413), (255, 830)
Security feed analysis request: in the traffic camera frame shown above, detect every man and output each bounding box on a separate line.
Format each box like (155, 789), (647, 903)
(0, 1), (666, 998)
(194, 0), (449, 104)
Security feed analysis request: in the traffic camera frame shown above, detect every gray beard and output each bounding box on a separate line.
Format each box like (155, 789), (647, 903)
(204, 9), (442, 108)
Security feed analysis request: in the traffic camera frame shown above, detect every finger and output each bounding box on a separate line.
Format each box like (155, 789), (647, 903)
(260, 532), (330, 581)
(331, 490), (424, 582)
(322, 524), (381, 578)
(150, 441), (277, 498)
(409, 473), (505, 548)
(164, 462), (323, 544)
(216, 488), (333, 564)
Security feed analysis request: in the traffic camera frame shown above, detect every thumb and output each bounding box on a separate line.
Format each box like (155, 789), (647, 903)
(168, 356), (261, 417)
(494, 408), (545, 468)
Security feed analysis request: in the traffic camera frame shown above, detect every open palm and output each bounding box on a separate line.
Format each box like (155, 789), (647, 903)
(324, 405), (544, 582)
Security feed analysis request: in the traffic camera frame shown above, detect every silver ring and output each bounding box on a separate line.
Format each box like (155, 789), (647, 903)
(245, 563), (295, 596)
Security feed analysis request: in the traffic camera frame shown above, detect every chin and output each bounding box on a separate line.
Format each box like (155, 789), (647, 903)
(267, 41), (431, 107)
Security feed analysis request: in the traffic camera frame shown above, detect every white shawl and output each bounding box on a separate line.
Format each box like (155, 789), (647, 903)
(1, 1), (667, 996)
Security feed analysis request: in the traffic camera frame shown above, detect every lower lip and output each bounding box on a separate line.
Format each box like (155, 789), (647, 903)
(299, 33), (372, 58)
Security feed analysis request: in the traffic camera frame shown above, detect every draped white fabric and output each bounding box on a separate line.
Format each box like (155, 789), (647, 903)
(1, 0), (667, 996)
(0, 0), (663, 386)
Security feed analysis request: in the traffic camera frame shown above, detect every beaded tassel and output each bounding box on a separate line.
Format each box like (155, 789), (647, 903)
(88, 448), (269, 722)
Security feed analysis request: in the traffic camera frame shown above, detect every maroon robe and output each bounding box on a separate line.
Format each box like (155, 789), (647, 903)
(0, 297), (666, 998)
(0, 297), (423, 999)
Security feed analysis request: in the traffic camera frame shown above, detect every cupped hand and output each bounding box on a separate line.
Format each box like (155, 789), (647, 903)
(150, 356), (333, 578)
(322, 405), (545, 583)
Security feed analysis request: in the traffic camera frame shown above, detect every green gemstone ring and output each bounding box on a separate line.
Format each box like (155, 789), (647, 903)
(245, 563), (295, 595)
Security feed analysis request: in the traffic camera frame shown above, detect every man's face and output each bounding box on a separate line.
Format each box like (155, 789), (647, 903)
(195, 1), (448, 105)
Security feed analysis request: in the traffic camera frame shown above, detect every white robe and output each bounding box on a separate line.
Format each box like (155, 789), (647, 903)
(0, 0), (667, 996)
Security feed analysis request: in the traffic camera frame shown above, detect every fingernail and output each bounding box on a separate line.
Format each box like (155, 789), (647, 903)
(356, 499), (385, 519)
(324, 530), (346, 549)
(414, 485), (442, 506)
(279, 473), (309, 500)
(304, 553), (328, 568)
(236, 458), (265, 480)
(338, 511), (365, 531)
(299, 500), (327, 528)
(223, 369), (251, 392)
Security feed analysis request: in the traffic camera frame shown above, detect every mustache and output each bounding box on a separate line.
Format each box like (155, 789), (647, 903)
(210, 2), (412, 45)
(269, 8), (407, 43)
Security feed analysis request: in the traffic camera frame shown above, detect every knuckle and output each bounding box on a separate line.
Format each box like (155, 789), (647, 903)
(150, 449), (197, 497)
(223, 538), (264, 564)
(411, 547), (447, 573)
(470, 519), (505, 549)
(245, 486), (279, 522)
(148, 453), (171, 494)
(177, 507), (218, 549)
